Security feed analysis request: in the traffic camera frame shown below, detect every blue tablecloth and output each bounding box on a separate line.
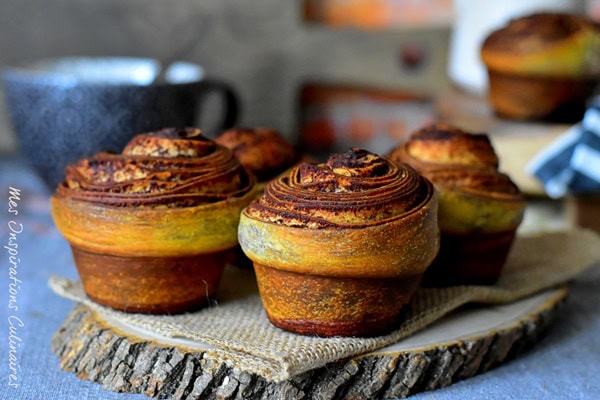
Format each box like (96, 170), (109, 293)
(0, 157), (599, 400)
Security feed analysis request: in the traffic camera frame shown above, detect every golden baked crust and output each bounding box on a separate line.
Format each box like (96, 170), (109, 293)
(57, 127), (253, 208)
(52, 127), (257, 256)
(215, 127), (298, 181)
(481, 13), (600, 77)
(239, 148), (439, 277)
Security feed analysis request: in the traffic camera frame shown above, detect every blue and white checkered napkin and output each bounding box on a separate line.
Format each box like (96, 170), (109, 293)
(528, 97), (600, 198)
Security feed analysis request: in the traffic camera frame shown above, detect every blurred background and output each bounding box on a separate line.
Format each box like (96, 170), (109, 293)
(0, 0), (454, 154)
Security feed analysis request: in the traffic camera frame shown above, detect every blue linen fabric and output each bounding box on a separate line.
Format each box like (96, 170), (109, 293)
(0, 157), (599, 400)
(528, 97), (600, 198)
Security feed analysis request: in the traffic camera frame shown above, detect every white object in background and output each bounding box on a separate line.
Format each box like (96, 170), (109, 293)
(448, 0), (585, 95)
(587, 0), (600, 21)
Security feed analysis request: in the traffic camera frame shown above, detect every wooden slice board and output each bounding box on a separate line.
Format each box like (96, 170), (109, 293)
(51, 286), (568, 399)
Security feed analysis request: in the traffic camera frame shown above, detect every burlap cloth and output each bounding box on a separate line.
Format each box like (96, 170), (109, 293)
(49, 229), (600, 382)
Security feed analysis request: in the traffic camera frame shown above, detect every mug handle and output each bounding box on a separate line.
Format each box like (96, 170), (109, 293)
(197, 79), (240, 133)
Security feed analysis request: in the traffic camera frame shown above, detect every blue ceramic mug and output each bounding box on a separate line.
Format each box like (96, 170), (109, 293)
(2, 57), (239, 189)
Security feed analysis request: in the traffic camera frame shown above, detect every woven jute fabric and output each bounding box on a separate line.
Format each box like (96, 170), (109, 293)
(50, 230), (600, 382)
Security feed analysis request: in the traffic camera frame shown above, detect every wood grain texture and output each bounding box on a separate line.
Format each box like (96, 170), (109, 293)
(52, 296), (563, 400)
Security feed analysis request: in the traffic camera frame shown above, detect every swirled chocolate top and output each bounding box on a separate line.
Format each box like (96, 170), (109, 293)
(481, 13), (600, 76)
(388, 124), (522, 198)
(483, 13), (594, 55)
(389, 123), (499, 169)
(244, 148), (434, 229)
(56, 127), (254, 207)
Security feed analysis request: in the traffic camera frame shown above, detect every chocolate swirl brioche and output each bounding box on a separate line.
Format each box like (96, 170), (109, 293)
(480, 13), (600, 121)
(215, 127), (298, 182)
(389, 123), (526, 285)
(239, 148), (439, 337)
(51, 128), (256, 313)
